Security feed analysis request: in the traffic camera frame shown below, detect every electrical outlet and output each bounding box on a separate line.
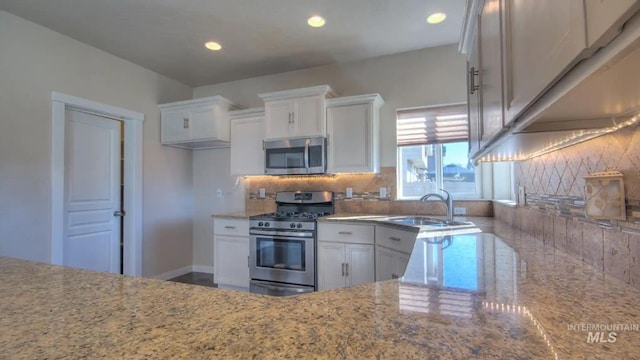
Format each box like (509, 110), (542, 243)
(454, 207), (466, 215)
(216, 188), (223, 198)
(379, 187), (387, 199)
(259, 188), (266, 199)
(346, 187), (353, 199)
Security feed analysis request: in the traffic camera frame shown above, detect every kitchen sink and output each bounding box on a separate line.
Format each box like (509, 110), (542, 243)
(382, 216), (472, 228)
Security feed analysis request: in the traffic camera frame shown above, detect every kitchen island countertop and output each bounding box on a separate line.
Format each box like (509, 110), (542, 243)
(1, 218), (640, 359)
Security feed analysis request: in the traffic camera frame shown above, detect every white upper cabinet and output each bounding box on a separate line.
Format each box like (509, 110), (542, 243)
(230, 108), (265, 176)
(460, 0), (640, 161)
(259, 85), (335, 140)
(467, 27), (482, 158)
(159, 96), (240, 149)
(326, 94), (383, 174)
(504, 0), (588, 124)
(479, 0), (506, 142)
(585, 0), (640, 48)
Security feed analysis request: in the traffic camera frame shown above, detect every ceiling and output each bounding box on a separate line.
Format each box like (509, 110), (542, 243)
(0, 0), (465, 87)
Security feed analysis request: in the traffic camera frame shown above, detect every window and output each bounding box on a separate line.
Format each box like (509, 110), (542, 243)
(396, 104), (479, 200)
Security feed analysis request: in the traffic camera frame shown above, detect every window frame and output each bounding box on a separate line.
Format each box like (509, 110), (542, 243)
(395, 102), (481, 201)
(396, 143), (482, 201)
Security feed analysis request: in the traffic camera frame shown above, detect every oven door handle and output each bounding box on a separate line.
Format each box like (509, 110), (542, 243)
(249, 229), (314, 238)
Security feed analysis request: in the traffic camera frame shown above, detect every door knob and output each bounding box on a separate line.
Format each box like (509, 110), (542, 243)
(114, 210), (126, 217)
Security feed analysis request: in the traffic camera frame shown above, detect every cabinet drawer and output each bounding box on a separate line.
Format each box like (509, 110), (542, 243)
(375, 225), (417, 254)
(214, 218), (249, 236)
(318, 223), (374, 244)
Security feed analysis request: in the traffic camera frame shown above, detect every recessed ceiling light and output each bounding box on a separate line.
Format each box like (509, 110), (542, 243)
(427, 12), (446, 24)
(307, 15), (326, 28)
(205, 41), (222, 51)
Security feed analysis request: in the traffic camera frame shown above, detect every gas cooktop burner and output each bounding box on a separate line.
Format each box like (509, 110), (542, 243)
(256, 211), (331, 221)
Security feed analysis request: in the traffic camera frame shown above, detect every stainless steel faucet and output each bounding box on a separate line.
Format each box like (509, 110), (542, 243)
(420, 189), (454, 223)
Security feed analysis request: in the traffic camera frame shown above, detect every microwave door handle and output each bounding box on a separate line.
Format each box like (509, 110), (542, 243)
(304, 138), (310, 173)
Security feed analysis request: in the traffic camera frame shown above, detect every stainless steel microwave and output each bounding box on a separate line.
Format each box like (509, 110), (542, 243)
(263, 137), (326, 175)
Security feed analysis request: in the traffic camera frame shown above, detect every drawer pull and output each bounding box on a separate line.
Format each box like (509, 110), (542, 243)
(224, 226), (236, 229)
(338, 231), (353, 235)
(389, 236), (402, 242)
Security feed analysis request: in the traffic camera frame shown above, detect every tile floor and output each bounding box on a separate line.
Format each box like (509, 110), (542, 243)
(168, 272), (217, 288)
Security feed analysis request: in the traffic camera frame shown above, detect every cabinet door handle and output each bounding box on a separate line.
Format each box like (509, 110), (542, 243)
(389, 236), (402, 242)
(345, 263), (349, 277)
(247, 256), (250, 267)
(341, 263), (345, 276)
(224, 226), (236, 229)
(183, 118), (189, 128)
(288, 112), (292, 124)
(469, 67), (479, 95)
(338, 231), (353, 235)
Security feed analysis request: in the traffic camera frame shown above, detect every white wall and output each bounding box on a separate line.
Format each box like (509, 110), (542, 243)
(192, 149), (246, 270)
(0, 10), (194, 277)
(191, 45), (466, 269)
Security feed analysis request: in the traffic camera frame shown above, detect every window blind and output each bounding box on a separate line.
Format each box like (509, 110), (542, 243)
(396, 104), (468, 146)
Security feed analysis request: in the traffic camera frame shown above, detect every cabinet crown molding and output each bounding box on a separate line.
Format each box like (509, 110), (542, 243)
(159, 95), (241, 110)
(459, 0), (483, 56)
(326, 93), (384, 108)
(258, 85), (337, 102)
(229, 107), (265, 119)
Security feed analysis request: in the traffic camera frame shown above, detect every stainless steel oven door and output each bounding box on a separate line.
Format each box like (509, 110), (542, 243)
(250, 280), (314, 296)
(249, 232), (315, 287)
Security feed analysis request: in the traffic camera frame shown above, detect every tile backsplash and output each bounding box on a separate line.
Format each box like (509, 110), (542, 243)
(244, 167), (492, 216)
(498, 125), (640, 289)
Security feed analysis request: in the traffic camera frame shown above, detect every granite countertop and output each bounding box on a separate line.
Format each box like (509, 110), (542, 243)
(2, 219), (640, 359)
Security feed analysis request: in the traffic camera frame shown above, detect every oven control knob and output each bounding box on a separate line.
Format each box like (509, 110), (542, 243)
(264, 222), (270, 227)
(297, 223), (302, 229)
(258, 222), (264, 227)
(290, 223), (296, 228)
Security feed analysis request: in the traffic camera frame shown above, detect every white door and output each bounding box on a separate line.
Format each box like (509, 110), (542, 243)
(376, 246), (397, 281)
(214, 236), (250, 288)
(345, 244), (375, 287)
(264, 99), (293, 139)
(64, 109), (121, 273)
(230, 116), (265, 176)
(327, 104), (371, 173)
(317, 242), (346, 290)
(294, 95), (324, 137)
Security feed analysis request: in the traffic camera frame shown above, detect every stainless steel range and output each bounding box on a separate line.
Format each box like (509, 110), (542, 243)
(249, 191), (334, 296)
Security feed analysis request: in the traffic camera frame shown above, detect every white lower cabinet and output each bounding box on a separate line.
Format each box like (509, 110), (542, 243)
(375, 246), (411, 281)
(213, 218), (250, 289)
(317, 223), (375, 291)
(317, 242), (374, 291)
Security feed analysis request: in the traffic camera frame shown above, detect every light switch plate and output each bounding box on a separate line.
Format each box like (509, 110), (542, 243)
(346, 187), (353, 199)
(216, 189), (223, 198)
(379, 187), (387, 199)
(259, 188), (266, 199)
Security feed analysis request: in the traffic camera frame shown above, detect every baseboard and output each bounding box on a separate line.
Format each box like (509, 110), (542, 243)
(152, 265), (193, 280)
(192, 265), (214, 274)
